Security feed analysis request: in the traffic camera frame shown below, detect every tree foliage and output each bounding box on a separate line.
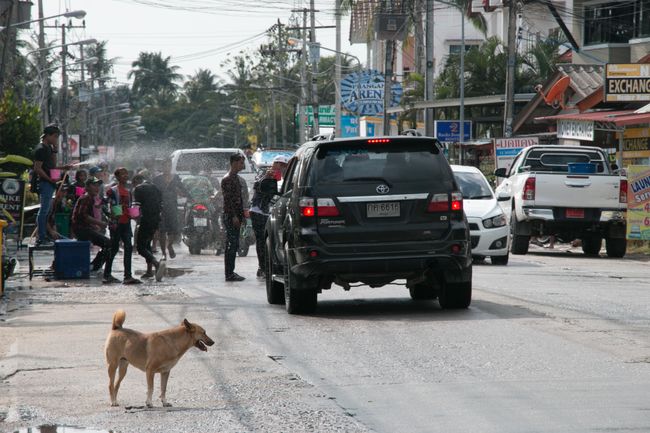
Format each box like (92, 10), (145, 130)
(0, 90), (41, 158)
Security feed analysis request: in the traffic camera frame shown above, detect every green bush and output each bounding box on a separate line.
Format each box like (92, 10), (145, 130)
(0, 90), (41, 159)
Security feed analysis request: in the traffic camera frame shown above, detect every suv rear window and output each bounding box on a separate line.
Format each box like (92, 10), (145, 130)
(177, 153), (232, 172)
(311, 141), (447, 184)
(524, 150), (607, 173)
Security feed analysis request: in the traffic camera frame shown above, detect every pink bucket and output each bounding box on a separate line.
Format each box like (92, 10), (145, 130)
(50, 169), (61, 180)
(127, 206), (140, 218)
(75, 186), (85, 196)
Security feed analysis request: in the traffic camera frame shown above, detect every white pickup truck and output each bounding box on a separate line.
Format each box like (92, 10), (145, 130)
(494, 145), (627, 257)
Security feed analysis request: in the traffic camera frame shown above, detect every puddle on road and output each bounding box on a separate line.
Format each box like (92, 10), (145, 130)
(166, 267), (192, 278)
(14, 427), (112, 433)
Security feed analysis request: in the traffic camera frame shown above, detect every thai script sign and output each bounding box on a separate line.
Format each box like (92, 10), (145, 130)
(606, 64), (650, 102)
(626, 165), (650, 240)
(494, 137), (538, 173)
(340, 70), (402, 116)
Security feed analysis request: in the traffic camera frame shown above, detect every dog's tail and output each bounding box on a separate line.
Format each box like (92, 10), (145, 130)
(112, 309), (126, 330)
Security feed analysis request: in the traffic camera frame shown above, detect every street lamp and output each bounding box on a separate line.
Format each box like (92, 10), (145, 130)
(0, 9), (86, 31)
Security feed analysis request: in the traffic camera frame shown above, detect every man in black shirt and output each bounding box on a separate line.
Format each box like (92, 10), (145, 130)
(32, 124), (70, 246)
(133, 174), (166, 281)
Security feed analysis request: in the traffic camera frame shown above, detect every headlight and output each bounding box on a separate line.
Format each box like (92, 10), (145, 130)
(482, 213), (506, 228)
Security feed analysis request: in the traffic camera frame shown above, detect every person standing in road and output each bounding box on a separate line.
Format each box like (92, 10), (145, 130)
(106, 167), (141, 285)
(153, 159), (187, 259)
(32, 124), (70, 246)
(71, 177), (115, 281)
(221, 153), (247, 282)
(250, 155), (288, 279)
(132, 173), (166, 282)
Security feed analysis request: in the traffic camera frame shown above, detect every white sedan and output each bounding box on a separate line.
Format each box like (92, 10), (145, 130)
(451, 165), (510, 265)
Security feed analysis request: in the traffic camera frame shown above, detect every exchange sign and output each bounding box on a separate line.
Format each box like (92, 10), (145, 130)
(605, 64), (650, 102)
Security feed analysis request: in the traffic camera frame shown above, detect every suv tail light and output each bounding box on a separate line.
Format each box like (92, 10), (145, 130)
(193, 204), (208, 211)
(619, 179), (627, 204)
(523, 177), (536, 200)
(300, 197), (340, 217)
(427, 193), (463, 212)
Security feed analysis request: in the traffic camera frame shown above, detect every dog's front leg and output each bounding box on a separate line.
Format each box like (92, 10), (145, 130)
(160, 371), (172, 407)
(145, 369), (155, 408)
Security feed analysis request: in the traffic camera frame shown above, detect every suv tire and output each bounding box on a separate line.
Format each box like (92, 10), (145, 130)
(510, 215), (529, 255)
(265, 238), (285, 305)
(491, 254), (509, 265)
(284, 257), (317, 314)
(605, 237), (626, 258)
(409, 283), (436, 300)
(581, 235), (602, 256)
(438, 280), (472, 309)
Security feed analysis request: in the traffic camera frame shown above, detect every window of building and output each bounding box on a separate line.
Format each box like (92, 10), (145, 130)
(448, 44), (475, 55)
(639, 0), (650, 37)
(584, 1), (635, 45)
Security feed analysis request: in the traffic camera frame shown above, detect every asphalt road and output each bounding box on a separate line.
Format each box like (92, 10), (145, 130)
(2, 243), (650, 432)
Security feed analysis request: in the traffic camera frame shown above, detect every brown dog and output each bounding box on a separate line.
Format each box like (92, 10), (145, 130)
(104, 309), (214, 407)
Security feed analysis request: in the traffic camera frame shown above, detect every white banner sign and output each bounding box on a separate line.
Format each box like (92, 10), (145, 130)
(557, 119), (594, 141)
(494, 137), (538, 175)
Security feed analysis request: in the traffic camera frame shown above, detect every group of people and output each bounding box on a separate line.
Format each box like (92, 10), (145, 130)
(31, 123), (290, 284)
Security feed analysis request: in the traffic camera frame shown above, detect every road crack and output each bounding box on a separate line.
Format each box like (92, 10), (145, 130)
(1, 366), (75, 381)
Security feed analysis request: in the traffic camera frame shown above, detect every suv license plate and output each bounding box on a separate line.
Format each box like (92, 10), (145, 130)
(566, 208), (584, 218)
(194, 217), (208, 227)
(367, 202), (400, 218)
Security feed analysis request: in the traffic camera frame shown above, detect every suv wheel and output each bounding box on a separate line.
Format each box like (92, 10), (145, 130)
(491, 254), (509, 265)
(284, 263), (317, 315)
(438, 280), (472, 309)
(581, 235), (602, 256)
(409, 282), (436, 300)
(605, 237), (626, 258)
(510, 215), (529, 255)
(265, 238), (285, 305)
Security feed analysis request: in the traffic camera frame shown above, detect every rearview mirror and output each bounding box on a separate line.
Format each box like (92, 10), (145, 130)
(259, 178), (278, 195)
(494, 168), (507, 177)
(497, 191), (511, 202)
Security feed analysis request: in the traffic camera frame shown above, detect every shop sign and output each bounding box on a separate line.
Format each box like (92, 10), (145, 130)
(340, 115), (359, 137)
(0, 178), (26, 237)
(303, 105), (335, 127)
(622, 127), (650, 152)
(494, 137), (538, 173)
(434, 120), (472, 142)
(340, 70), (403, 116)
(605, 64), (650, 102)
(626, 165), (650, 239)
(557, 119), (594, 141)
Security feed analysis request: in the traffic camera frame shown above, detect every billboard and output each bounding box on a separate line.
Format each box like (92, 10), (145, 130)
(626, 165), (650, 240)
(605, 64), (650, 102)
(494, 137), (538, 174)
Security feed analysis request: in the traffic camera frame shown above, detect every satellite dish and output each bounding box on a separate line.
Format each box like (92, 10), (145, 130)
(538, 76), (570, 110)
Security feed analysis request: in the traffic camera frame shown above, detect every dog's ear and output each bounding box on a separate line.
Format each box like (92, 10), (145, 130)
(183, 319), (194, 332)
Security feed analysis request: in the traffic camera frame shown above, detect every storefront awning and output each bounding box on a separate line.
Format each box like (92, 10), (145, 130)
(536, 110), (650, 128)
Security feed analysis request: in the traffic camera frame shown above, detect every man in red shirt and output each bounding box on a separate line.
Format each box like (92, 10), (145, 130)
(106, 167), (141, 285)
(71, 177), (116, 282)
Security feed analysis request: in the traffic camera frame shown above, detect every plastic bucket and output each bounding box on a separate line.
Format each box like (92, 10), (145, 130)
(567, 163), (596, 174)
(127, 206), (140, 218)
(75, 186), (85, 196)
(111, 205), (123, 216)
(50, 169), (61, 180)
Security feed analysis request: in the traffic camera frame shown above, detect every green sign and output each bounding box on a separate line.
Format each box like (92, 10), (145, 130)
(298, 105), (336, 127)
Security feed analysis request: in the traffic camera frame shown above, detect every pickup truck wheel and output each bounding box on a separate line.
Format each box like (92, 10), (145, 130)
(581, 235), (602, 256)
(265, 238), (285, 305)
(491, 254), (509, 265)
(438, 280), (472, 309)
(284, 266), (318, 315)
(510, 216), (530, 255)
(605, 237), (627, 258)
(409, 283), (436, 300)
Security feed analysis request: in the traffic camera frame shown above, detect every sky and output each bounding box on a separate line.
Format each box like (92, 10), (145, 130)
(41, 0), (368, 86)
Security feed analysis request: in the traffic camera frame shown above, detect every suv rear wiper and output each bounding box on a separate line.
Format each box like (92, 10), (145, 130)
(343, 176), (392, 187)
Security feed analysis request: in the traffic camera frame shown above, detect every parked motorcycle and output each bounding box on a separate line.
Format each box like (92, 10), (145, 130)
(183, 201), (214, 255)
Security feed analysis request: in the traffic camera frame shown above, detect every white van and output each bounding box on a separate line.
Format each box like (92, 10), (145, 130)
(169, 147), (255, 188)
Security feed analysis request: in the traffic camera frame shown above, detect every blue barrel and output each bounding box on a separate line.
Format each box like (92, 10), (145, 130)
(567, 162), (596, 174)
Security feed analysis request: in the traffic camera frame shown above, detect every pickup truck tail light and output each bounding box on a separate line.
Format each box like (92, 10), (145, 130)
(427, 193), (463, 212)
(619, 179), (627, 204)
(523, 177), (536, 200)
(300, 197), (340, 217)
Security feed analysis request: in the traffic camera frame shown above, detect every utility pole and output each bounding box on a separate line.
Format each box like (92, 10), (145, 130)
(291, 8), (309, 144)
(37, 0), (48, 126)
(459, 8), (465, 164)
(424, 0), (434, 136)
(309, 0), (319, 137)
(60, 22), (69, 164)
(383, 40), (393, 136)
(503, 0), (518, 138)
(0, 1), (15, 96)
(335, 0), (342, 138)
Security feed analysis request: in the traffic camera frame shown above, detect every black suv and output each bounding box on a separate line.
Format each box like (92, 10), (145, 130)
(264, 136), (472, 314)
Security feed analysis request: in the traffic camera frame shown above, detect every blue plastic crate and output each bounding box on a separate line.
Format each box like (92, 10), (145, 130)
(54, 239), (91, 279)
(567, 162), (596, 174)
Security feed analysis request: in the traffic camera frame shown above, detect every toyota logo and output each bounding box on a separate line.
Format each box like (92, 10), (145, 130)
(376, 184), (390, 194)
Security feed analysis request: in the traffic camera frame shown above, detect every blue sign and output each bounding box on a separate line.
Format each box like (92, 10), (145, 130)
(340, 70), (403, 116)
(434, 120), (472, 142)
(340, 115), (359, 138)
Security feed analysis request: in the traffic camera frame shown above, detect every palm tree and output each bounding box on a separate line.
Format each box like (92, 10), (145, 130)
(128, 52), (182, 107)
(183, 69), (220, 105)
(85, 41), (114, 88)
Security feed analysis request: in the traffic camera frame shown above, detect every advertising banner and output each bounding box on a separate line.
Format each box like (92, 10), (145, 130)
(340, 115), (359, 137)
(0, 178), (26, 238)
(494, 137), (538, 173)
(626, 165), (650, 240)
(340, 70), (403, 116)
(605, 64), (650, 102)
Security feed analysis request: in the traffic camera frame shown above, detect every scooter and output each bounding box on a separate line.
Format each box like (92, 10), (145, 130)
(182, 200), (214, 255)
